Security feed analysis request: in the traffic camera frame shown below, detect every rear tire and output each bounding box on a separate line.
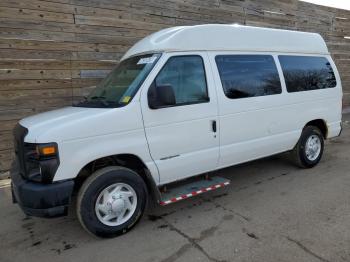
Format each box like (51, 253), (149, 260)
(77, 166), (147, 238)
(292, 126), (324, 168)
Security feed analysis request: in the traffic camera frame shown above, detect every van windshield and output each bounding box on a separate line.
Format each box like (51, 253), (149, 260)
(75, 53), (161, 108)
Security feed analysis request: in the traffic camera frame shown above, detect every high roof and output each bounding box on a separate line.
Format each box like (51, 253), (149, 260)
(122, 24), (329, 60)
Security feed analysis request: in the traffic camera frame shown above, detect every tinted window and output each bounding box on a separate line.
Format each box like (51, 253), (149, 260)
(215, 55), (281, 99)
(154, 55), (208, 106)
(279, 56), (336, 92)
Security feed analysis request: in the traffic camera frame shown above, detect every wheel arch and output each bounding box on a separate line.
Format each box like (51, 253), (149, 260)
(304, 119), (328, 139)
(75, 154), (161, 203)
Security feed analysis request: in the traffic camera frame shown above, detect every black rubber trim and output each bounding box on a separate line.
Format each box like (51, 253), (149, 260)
(144, 168), (161, 203)
(13, 123), (28, 177)
(339, 122), (343, 137)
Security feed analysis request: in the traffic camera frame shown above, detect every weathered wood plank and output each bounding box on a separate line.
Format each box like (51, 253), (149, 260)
(0, 27), (75, 42)
(0, 149), (14, 172)
(0, 119), (18, 132)
(0, 48), (122, 61)
(0, 0), (76, 14)
(0, 17), (154, 38)
(0, 60), (71, 70)
(0, 96), (73, 110)
(74, 33), (140, 45)
(0, 6), (74, 23)
(0, 78), (101, 91)
(0, 79), (72, 91)
(71, 51), (123, 61)
(0, 108), (36, 121)
(74, 15), (167, 31)
(0, 39), (128, 53)
(0, 60), (117, 71)
(72, 61), (116, 69)
(0, 0), (349, 170)
(0, 69), (75, 80)
(0, 131), (13, 151)
(74, 5), (177, 25)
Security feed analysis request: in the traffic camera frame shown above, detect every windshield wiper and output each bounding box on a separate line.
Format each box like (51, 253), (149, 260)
(73, 95), (116, 108)
(86, 96), (111, 106)
(90, 95), (106, 100)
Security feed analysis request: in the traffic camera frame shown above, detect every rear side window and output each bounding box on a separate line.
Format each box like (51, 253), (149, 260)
(215, 55), (281, 99)
(279, 56), (337, 92)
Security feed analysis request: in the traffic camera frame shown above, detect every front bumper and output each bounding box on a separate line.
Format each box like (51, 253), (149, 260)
(11, 161), (74, 218)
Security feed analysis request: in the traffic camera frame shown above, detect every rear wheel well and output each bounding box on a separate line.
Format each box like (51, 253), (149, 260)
(304, 119), (328, 139)
(75, 154), (154, 196)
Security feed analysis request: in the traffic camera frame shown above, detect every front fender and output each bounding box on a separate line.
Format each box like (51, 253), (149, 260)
(53, 129), (159, 184)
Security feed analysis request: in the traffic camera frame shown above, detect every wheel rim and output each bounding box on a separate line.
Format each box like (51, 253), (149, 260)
(305, 135), (321, 161)
(95, 183), (137, 226)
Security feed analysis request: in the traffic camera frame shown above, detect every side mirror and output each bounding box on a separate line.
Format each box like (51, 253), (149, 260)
(148, 83), (176, 109)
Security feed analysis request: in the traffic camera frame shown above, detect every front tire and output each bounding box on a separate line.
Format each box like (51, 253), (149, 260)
(77, 166), (148, 238)
(293, 126), (324, 168)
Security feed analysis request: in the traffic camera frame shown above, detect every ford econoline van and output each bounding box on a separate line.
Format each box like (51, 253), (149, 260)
(11, 24), (342, 238)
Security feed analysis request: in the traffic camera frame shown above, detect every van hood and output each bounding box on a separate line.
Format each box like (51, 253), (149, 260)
(20, 106), (122, 143)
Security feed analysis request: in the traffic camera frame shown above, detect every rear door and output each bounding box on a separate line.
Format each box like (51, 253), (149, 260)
(140, 52), (219, 185)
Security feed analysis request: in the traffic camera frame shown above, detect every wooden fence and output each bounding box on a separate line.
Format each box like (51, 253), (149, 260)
(0, 0), (349, 172)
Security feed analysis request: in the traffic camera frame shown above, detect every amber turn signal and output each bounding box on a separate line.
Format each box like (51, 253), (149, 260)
(37, 144), (57, 156)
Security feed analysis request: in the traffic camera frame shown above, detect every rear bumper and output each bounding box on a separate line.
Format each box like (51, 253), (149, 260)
(11, 161), (74, 218)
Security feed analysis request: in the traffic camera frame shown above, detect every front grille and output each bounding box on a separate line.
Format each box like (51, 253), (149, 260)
(13, 123), (29, 178)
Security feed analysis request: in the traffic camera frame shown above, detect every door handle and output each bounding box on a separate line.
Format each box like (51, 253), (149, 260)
(211, 120), (217, 133)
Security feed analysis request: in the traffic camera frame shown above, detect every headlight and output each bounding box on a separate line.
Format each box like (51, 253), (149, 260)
(24, 143), (60, 183)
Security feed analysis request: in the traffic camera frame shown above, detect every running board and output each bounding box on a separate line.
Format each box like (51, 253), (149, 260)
(160, 176), (230, 206)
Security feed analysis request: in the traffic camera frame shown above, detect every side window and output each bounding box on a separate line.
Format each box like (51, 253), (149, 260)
(215, 55), (282, 99)
(279, 56), (337, 92)
(151, 55), (209, 107)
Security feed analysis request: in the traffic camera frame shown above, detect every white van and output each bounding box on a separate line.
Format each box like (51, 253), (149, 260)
(11, 24), (342, 238)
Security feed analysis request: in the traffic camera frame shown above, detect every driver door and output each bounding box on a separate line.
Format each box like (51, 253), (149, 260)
(140, 52), (219, 185)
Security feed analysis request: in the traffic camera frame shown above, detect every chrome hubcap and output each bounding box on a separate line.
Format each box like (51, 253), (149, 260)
(95, 183), (137, 226)
(305, 135), (321, 161)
